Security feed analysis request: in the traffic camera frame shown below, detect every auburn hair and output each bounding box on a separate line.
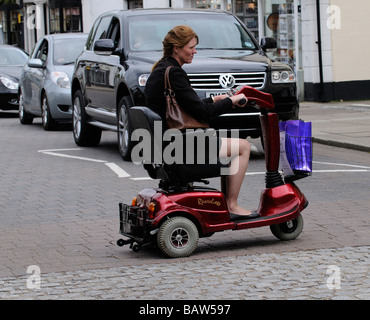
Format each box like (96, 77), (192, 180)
(152, 25), (199, 71)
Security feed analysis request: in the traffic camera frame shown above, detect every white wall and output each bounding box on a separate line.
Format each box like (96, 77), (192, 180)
(81, 0), (126, 33)
(301, 0), (333, 84)
(330, 0), (370, 82)
(143, 0), (169, 8)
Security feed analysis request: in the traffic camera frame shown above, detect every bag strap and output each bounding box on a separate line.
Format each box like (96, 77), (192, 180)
(164, 66), (174, 95)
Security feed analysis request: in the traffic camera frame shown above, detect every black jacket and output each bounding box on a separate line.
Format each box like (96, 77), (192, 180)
(145, 57), (233, 128)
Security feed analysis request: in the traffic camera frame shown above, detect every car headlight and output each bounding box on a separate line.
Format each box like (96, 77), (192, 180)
(272, 70), (296, 84)
(0, 76), (19, 90)
(51, 71), (71, 89)
(138, 74), (150, 87)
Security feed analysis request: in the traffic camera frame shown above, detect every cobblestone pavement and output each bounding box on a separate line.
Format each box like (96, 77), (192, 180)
(1, 109), (369, 302)
(1, 246), (368, 300)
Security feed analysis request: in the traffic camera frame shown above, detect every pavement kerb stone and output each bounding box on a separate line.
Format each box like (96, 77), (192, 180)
(0, 245), (368, 300)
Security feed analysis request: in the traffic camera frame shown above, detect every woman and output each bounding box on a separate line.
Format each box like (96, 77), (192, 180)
(145, 25), (259, 219)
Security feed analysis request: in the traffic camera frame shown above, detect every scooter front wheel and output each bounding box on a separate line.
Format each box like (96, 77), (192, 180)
(157, 216), (199, 258)
(270, 213), (304, 241)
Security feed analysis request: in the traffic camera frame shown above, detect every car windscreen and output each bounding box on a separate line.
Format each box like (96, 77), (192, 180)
(0, 47), (28, 66)
(53, 38), (86, 66)
(128, 13), (257, 52)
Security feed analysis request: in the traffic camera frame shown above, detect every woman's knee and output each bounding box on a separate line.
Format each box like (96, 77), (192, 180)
(219, 138), (250, 158)
(239, 139), (251, 155)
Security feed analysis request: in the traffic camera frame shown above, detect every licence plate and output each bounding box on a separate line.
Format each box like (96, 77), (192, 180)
(206, 91), (228, 98)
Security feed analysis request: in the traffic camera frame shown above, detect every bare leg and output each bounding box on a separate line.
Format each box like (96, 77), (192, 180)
(219, 138), (252, 216)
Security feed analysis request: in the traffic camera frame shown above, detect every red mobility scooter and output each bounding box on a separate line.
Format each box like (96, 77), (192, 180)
(117, 86), (310, 258)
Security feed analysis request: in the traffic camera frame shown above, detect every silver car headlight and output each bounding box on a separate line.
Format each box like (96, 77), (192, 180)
(272, 70), (296, 84)
(138, 74), (150, 87)
(0, 76), (19, 90)
(51, 71), (71, 89)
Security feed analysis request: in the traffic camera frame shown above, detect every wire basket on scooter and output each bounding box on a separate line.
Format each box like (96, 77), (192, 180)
(284, 132), (313, 181)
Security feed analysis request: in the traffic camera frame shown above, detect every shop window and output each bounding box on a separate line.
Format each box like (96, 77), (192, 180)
(50, 8), (60, 33)
(0, 10), (7, 42)
(0, 8), (22, 46)
(49, 6), (82, 34)
(234, 0), (258, 39)
(10, 9), (21, 45)
(264, 0), (296, 70)
(63, 7), (82, 32)
(129, 0), (143, 8)
(194, 0), (222, 10)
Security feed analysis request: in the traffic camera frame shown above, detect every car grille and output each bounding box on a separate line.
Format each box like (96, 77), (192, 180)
(188, 72), (266, 90)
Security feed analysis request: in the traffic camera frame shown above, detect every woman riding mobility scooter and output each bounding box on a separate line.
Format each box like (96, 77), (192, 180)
(117, 86), (310, 258)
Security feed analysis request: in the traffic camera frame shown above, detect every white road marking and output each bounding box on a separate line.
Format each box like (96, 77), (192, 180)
(38, 148), (130, 178)
(39, 150), (107, 163)
(312, 117), (370, 123)
(351, 104), (370, 107)
(313, 161), (370, 169)
(131, 177), (153, 181)
(39, 150), (369, 181)
(105, 163), (130, 178)
(313, 170), (368, 173)
(131, 169), (369, 181)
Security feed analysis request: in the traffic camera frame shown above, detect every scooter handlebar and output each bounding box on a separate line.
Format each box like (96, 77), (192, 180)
(234, 86), (275, 110)
(238, 98), (247, 105)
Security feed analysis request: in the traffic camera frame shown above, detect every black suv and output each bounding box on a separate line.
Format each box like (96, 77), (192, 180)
(72, 8), (299, 160)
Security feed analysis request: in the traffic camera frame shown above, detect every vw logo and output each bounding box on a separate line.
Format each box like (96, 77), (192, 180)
(219, 74), (235, 89)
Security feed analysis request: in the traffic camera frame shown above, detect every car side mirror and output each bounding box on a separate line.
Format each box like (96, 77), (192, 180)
(260, 37), (277, 52)
(28, 58), (45, 69)
(94, 39), (115, 56)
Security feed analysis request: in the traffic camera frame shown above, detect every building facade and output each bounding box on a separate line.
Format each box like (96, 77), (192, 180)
(2, 0), (369, 101)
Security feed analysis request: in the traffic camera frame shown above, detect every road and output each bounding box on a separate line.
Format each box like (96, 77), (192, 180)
(0, 113), (369, 300)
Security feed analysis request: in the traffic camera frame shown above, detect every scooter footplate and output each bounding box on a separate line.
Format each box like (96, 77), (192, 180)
(119, 203), (147, 240)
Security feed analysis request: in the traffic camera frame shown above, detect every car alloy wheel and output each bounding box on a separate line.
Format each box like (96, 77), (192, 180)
(73, 94), (82, 139)
(117, 96), (133, 161)
(41, 94), (56, 131)
(18, 90), (33, 124)
(72, 90), (101, 146)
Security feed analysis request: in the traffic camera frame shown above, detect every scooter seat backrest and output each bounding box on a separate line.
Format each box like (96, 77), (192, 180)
(130, 106), (162, 135)
(130, 106), (163, 164)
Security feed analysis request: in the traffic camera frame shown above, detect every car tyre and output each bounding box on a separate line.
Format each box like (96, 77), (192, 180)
(117, 96), (134, 161)
(18, 90), (33, 125)
(157, 216), (199, 258)
(73, 90), (102, 146)
(42, 94), (57, 131)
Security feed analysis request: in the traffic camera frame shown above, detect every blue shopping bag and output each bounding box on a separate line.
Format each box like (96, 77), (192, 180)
(279, 120), (313, 175)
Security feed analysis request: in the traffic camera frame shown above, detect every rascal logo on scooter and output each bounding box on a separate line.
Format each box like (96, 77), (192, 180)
(198, 198), (222, 207)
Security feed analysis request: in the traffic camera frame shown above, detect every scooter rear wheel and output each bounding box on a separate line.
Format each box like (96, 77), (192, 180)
(270, 213), (304, 241)
(157, 216), (199, 258)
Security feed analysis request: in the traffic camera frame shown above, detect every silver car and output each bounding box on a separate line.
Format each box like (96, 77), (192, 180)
(19, 33), (87, 130)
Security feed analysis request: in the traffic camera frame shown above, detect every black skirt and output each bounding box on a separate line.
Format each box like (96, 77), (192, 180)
(163, 128), (222, 165)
